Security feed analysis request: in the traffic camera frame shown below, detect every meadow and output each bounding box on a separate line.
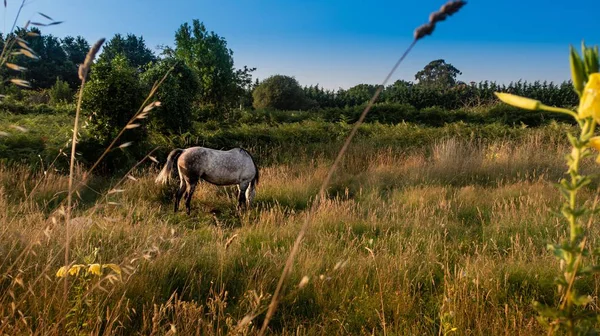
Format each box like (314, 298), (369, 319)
(2, 1), (599, 333)
(1, 111), (598, 335)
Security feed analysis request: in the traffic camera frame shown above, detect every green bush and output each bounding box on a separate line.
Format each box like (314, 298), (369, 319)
(252, 75), (309, 110)
(141, 58), (198, 134)
(49, 77), (73, 105)
(80, 54), (146, 173)
(82, 54), (145, 145)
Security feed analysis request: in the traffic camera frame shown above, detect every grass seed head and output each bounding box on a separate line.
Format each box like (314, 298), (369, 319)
(79, 38), (106, 80)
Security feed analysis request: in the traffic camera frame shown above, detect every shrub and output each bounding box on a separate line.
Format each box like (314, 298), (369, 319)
(82, 54), (145, 145)
(80, 54), (146, 173)
(141, 58), (198, 134)
(49, 77), (73, 105)
(252, 75), (309, 110)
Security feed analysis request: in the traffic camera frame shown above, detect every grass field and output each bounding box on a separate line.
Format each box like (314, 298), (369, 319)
(2, 123), (599, 335)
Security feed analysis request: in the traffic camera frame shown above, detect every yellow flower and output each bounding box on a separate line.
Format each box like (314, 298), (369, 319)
(590, 136), (600, 151)
(87, 263), (102, 276)
(56, 266), (68, 278)
(579, 73), (600, 120)
(494, 92), (541, 110)
(68, 264), (85, 276)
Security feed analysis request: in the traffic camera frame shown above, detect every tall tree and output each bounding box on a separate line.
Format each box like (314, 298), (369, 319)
(415, 59), (462, 89)
(172, 19), (255, 111)
(98, 33), (156, 70)
(141, 57), (199, 134)
(61, 36), (90, 65)
(18, 27), (74, 89)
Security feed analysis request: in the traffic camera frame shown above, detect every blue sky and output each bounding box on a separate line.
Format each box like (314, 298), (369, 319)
(3, 0), (599, 89)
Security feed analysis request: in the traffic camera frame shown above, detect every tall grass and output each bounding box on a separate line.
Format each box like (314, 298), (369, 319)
(2, 134), (597, 335)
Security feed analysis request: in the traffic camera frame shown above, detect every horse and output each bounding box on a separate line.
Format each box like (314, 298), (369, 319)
(155, 146), (259, 214)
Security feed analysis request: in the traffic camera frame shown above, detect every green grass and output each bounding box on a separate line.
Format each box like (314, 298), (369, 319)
(2, 124), (599, 335)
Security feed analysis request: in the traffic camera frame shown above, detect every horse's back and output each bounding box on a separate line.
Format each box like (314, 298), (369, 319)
(178, 146), (256, 185)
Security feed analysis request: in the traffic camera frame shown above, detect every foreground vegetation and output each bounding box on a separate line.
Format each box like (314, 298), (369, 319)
(3, 125), (600, 334)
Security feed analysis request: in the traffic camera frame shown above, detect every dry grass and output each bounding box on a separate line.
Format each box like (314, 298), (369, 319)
(1, 134), (599, 335)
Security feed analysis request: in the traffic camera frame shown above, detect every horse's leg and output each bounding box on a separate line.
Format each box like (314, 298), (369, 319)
(237, 181), (250, 210)
(185, 179), (198, 215)
(245, 180), (256, 207)
(174, 180), (186, 212)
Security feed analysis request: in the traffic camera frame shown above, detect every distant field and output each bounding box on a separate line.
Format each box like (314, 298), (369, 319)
(1, 113), (597, 334)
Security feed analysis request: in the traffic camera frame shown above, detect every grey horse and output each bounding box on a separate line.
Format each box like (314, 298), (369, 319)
(155, 146), (259, 214)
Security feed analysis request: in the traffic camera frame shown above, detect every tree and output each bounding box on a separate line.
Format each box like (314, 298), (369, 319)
(414, 59), (462, 89)
(16, 27), (75, 89)
(61, 36), (90, 66)
(60, 35), (90, 87)
(98, 33), (157, 70)
(82, 54), (145, 146)
(252, 75), (308, 110)
(342, 84), (378, 106)
(141, 57), (198, 134)
(172, 19), (255, 112)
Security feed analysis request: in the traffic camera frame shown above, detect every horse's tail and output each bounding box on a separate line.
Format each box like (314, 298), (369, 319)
(155, 148), (184, 184)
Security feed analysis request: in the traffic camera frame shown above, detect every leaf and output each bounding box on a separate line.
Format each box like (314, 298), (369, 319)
(30, 22), (47, 26)
(107, 189), (125, 194)
(48, 21), (64, 26)
(102, 263), (122, 275)
(38, 12), (54, 21)
(148, 156), (159, 163)
(10, 79), (30, 88)
(125, 123), (140, 129)
(0, 131), (9, 137)
(127, 175), (138, 182)
(571, 293), (592, 306)
(118, 142), (133, 149)
(532, 301), (562, 319)
(26, 31), (40, 37)
(578, 265), (600, 276)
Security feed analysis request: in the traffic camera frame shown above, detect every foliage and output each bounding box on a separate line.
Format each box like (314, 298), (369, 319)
(48, 77), (72, 105)
(83, 55), (145, 151)
(415, 59), (462, 89)
(252, 75), (309, 110)
(1, 26), (89, 90)
(171, 19), (255, 113)
(97, 33), (157, 70)
(141, 57), (199, 134)
(495, 42), (600, 335)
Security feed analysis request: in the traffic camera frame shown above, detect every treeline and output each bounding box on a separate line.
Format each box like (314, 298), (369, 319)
(302, 79), (578, 110)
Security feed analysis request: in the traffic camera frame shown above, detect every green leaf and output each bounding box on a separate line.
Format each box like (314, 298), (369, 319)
(533, 301), (562, 319)
(578, 265), (600, 276)
(571, 293), (592, 306)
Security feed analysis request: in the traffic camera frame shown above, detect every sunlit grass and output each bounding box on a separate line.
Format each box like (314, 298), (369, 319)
(1, 134), (598, 335)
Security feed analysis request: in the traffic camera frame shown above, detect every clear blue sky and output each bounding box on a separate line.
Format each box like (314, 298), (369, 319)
(4, 0), (600, 89)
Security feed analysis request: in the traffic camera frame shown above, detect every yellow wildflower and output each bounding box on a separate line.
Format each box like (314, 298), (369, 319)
(579, 73), (600, 120)
(56, 266), (68, 278)
(88, 263), (102, 276)
(68, 264), (85, 276)
(589, 136), (600, 151)
(494, 92), (541, 110)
